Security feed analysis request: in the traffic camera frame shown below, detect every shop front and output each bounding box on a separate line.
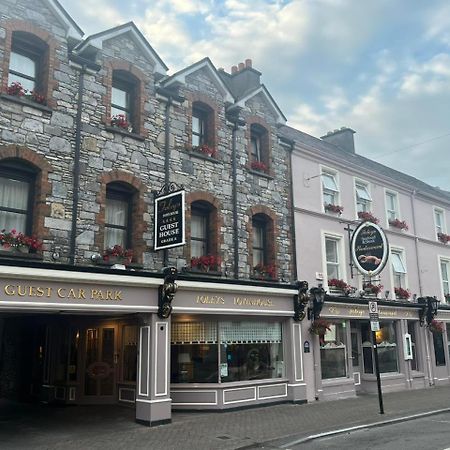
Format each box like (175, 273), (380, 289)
(170, 280), (306, 409)
(311, 297), (428, 401)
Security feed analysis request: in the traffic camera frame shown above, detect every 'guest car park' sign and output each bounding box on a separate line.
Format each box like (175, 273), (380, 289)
(351, 221), (389, 277)
(154, 189), (185, 251)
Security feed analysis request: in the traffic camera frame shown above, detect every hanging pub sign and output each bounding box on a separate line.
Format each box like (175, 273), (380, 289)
(154, 189), (185, 251)
(351, 221), (389, 277)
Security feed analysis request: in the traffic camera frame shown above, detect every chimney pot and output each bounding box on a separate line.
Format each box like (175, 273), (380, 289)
(238, 62), (245, 71)
(245, 58), (252, 68)
(231, 65), (238, 74)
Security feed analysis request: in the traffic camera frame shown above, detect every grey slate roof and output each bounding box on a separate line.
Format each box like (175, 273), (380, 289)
(280, 125), (450, 203)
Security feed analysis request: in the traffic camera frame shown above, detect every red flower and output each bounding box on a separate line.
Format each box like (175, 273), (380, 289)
(324, 203), (344, 214)
(193, 144), (217, 158)
(6, 81), (25, 97)
(328, 278), (349, 290)
(0, 228), (42, 251)
(363, 283), (383, 295)
(103, 245), (133, 265)
(389, 218), (408, 231)
(438, 233), (450, 244)
(110, 114), (130, 130)
(253, 263), (276, 280)
(190, 255), (221, 271)
(358, 211), (379, 224)
(251, 160), (268, 172)
(429, 319), (444, 334)
(309, 318), (332, 335)
(394, 287), (410, 300)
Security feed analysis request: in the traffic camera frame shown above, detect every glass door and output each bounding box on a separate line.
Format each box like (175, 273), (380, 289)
(350, 323), (362, 392)
(82, 324), (118, 403)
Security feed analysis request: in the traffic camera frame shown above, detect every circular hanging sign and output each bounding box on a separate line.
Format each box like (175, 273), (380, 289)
(351, 221), (389, 277)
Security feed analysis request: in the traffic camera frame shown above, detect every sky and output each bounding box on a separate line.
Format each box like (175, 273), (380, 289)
(59, 0), (450, 192)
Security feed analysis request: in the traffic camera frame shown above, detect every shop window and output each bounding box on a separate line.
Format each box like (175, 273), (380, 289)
(433, 331), (446, 366)
(391, 250), (407, 290)
(322, 171), (339, 207)
(385, 191), (398, 222)
(250, 124), (269, 172)
(122, 325), (138, 383)
(8, 31), (48, 94)
(361, 321), (399, 374)
(0, 160), (35, 234)
(320, 322), (347, 379)
(325, 236), (341, 281)
(441, 259), (450, 302)
(170, 320), (284, 384)
(407, 322), (418, 371)
(105, 182), (134, 250)
(355, 181), (372, 213)
(111, 70), (139, 133)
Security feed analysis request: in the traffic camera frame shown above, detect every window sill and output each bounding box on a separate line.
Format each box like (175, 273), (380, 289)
(0, 249), (43, 260)
(247, 168), (274, 179)
(188, 150), (221, 163)
(105, 125), (146, 141)
(0, 94), (53, 113)
(93, 260), (143, 270)
(250, 275), (279, 283)
(182, 268), (223, 277)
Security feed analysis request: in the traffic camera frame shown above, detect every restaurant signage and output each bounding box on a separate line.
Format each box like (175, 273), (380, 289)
(351, 221), (389, 277)
(154, 189), (185, 251)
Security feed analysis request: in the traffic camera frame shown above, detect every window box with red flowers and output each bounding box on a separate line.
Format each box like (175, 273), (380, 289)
(358, 211), (379, 224)
(192, 144), (217, 159)
(102, 245), (133, 266)
(327, 278), (349, 293)
(253, 263), (277, 280)
(250, 160), (268, 173)
(309, 318), (331, 336)
(0, 229), (42, 254)
(438, 232), (450, 244)
(324, 203), (344, 215)
(4, 81), (47, 106)
(428, 319), (444, 334)
(190, 255), (221, 273)
(363, 282), (383, 296)
(389, 218), (408, 231)
(110, 114), (133, 133)
(394, 287), (410, 300)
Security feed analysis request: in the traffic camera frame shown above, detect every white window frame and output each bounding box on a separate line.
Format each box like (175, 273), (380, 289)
(434, 207), (446, 239)
(390, 247), (408, 296)
(354, 178), (372, 216)
(385, 189), (400, 225)
(438, 257), (450, 303)
(321, 231), (347, 288)
(321, 167), (339, 211)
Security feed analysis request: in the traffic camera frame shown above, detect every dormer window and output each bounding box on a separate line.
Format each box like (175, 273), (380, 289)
(249, 124), (269, 173)
(190, 102), (215, 157)
(111, 71), (139, 133)
(192, 107), (207, 148)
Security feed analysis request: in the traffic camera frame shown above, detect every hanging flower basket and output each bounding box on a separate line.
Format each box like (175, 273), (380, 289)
(428, 319), (444, 334)
(358, 211), (379, 224)
(309, 318), (331, 335)
(389, 219), (408, 231)
(363, 283), (383, 295)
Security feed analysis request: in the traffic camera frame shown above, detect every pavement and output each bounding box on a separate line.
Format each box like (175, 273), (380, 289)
(1, 385), (450, 449)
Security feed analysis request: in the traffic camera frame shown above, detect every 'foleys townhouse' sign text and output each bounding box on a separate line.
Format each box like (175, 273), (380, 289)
(351, 221), (389, 277)
(195, 294), (273, 308)
(154, 189), (185, 251)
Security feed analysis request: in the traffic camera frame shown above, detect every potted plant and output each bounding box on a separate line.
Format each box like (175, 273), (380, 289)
(102, 245), (133, 265)
(190, 255), (221, 272)
(438, 232), (450, 244)
(309, 318), (331, 335)
(394, 287), (411, 300)
(324, 203), (344, 214)
(0, 229), (42, 253)
(428, 319), (444, 334)
(193, 144), (217, 158)
(251, 160), (268, 173)
(389, 218), (408, 231)
(358, 211), (379, 224)
(253, 263), (276, 280)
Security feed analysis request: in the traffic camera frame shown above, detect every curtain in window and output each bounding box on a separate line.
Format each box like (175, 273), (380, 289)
(0, 177), (29, 232)
(191, 212), (207, 257)
(105, 197), (127, 248)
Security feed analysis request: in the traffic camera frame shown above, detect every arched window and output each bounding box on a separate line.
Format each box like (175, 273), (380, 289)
(8, 31), (49, 96)
(105, 182), (136, 250)
(0, 159), (36, 234)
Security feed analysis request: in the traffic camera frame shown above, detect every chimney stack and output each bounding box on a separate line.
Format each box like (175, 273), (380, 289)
(231, 65), (238, 74)
(245, 58), (252, 68)
(238, 62), (245, 71)
(321, 127), (356, 154)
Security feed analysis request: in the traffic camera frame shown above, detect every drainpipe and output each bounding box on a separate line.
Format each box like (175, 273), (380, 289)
(69, 64), (86, 266)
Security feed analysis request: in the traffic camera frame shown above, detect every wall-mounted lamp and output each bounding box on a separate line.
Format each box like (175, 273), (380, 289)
(158, 266), (178, 319)
(308, 286), (326, 320)
(418, 296), (440, 327)
(293, 280), (309, 321)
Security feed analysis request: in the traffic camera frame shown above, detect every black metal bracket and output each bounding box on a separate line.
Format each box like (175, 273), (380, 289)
(293, 280), (309, 322)
(158, 266), (178, 319)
